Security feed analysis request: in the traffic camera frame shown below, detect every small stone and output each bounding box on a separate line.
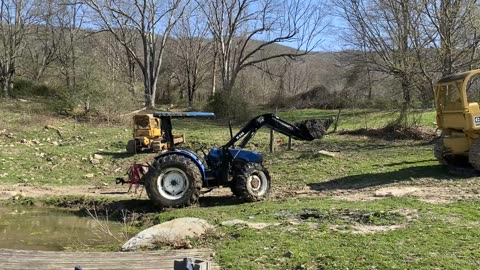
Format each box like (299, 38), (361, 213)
(318, 150), (336, 158)
(283, 251), (293, 258)
(93, 154), (103, 160)
(84, 173), (95, 178)
(90, 159), (100, 165)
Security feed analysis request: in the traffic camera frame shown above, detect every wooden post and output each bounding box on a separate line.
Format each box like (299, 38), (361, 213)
(333, 108), (342, 133)
(270, 107), (277, 153)
(287, 136), (292, 150)
(269, 129), (274, 153)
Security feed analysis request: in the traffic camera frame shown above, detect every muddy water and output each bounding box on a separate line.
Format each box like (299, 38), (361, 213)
(0, 207), (124, 251)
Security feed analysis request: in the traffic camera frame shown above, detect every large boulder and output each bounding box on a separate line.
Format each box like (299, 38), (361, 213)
(121, 217), (213, 251)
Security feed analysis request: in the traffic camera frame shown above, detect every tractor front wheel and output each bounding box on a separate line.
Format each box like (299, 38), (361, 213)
(233, 163), (271, 202)
(145, 154), (202, 208)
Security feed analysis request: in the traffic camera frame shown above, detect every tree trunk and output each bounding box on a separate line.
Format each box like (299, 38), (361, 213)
(84, 96), (90, 115)
(2, 79), (8, 98)
(128, 60), (136, 96)
(150, 77), (157, 109)
(211, 49), (217, 97)
(143, 82), (151, 109)
(396, 76), (411, 127)
(188, 92), (193, 109)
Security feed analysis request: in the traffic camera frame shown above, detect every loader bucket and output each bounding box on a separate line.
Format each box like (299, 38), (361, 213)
(295, 117), (334, 140)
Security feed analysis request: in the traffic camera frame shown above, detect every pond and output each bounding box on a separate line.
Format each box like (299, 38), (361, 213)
(0, 206), (125, 251)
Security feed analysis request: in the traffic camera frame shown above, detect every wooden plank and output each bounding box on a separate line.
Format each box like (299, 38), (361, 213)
(0, 248), (218, 270)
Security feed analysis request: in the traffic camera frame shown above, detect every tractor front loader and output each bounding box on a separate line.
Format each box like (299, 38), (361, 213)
(142, 113), (334, 208)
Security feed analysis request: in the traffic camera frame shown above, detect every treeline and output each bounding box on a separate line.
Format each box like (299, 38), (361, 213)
(1, 0), (479, 123)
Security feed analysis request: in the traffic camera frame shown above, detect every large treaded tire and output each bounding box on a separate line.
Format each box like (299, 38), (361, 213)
(145, 154), (202, 208)
(230, 160), (246, 197)
(234, 163), (271, 202)
(433, 137), (447, 166)
(468, 140), (480, 171)
(126, 140), (136, 154)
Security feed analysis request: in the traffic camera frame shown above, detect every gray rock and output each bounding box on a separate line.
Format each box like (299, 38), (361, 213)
(121, 217), (213, 251)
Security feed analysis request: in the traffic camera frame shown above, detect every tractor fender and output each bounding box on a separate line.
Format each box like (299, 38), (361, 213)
(154, 149), (207, 182)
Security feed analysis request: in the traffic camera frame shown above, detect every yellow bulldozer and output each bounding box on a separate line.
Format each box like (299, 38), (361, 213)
(126, 114), (185, 153)
(433, 69), (480, 169)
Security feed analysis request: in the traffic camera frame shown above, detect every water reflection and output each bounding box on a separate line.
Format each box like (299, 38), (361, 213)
(0, 207), (123, 251)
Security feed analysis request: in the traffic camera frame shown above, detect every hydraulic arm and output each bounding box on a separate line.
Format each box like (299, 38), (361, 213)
(222, 113), (333, 149)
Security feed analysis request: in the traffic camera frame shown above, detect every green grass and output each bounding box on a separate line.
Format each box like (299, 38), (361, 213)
(2, 100), (480, 269)
(153, 197), (480, 269)
(0, 100), (437, 187)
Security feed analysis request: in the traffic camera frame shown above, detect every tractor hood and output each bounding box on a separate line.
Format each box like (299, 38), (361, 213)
(207, 147), (263, 164)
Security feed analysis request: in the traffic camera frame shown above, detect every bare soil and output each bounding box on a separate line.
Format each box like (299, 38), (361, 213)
(1, 176), (479, 205)
(0, 184), (135, 200)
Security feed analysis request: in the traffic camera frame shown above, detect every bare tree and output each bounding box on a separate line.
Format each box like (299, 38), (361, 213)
(199, 0), (328, 93)
(52, 0), (87, 92)
(0, 0), (36, 97)
(172, 4), (212, 108)
(23, 0), (57, 82)
(419, 0), (480, 76)
(336, 0), (420, 125)
(85, 0), (189, 108)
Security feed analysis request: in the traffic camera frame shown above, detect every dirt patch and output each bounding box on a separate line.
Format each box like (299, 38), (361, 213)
(283, 208), (407, 226)
(1, 177), (479, 208)
(274, 208), (416, 234)
(334, 184), (480, 204)
(275, 178), (480, 204)
(329, 224), (406, 234)
(339, 125), (436, 141)
(0, 184), (135, 200)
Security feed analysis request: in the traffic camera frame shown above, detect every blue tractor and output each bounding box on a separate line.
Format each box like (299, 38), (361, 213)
(143, 112), (333, 208)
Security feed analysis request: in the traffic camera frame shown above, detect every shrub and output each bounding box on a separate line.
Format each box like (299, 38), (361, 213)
(207, 90), (254, 122)
(13, 79), (55, 97)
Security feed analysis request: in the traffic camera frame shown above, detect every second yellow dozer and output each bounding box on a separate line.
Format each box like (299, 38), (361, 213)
(126, 114), (185, 153)
(433, 69), (480, 169)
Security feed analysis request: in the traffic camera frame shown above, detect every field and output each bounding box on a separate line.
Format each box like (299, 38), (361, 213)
(1, 100), (480, 269)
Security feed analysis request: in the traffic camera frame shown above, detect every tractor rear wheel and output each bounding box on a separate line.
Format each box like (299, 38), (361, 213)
(468, 140), (480, 170)
(145, 154), (202, 208)
(233, 163), (271, 202)
(126, 140), (137, 154)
